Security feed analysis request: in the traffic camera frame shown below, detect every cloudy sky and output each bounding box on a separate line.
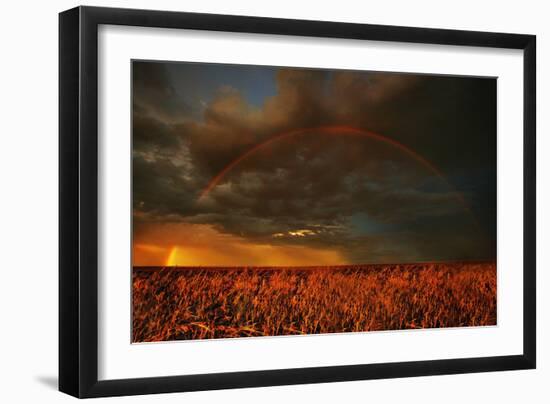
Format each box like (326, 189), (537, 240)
(132, 60), (496, 267)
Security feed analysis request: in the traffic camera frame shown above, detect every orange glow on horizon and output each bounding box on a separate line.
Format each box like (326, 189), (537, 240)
(133, 223), (346, 267)
(162, 243), (343, 267)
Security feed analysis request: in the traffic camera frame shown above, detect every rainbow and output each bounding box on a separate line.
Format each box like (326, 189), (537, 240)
(197, 125), (466, 205)
(165, 246), (179, 267)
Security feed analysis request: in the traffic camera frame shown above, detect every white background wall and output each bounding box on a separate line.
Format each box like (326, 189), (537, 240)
(0, 0), (547, 402)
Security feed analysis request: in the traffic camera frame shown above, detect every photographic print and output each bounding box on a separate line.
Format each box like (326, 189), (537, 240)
(131, 60), (497, 343)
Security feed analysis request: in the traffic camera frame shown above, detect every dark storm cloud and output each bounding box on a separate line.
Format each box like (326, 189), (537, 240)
(133, 114), (181, 153)
(133, 62), (191, 122)
(132, 61), (496, 263)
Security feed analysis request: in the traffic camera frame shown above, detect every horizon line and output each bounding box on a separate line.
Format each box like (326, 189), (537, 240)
(133, 259), (497, 270)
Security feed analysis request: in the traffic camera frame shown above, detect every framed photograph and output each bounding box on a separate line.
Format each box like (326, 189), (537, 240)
(59, 6), (536, 398)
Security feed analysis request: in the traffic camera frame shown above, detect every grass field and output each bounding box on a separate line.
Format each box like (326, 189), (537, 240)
(132, 262), (496, 342)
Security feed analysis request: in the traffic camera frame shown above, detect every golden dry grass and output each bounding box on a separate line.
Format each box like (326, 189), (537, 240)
(132, 262), (496, 342)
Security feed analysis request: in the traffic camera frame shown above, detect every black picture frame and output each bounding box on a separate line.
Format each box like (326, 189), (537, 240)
(59, 6), (536, 398)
